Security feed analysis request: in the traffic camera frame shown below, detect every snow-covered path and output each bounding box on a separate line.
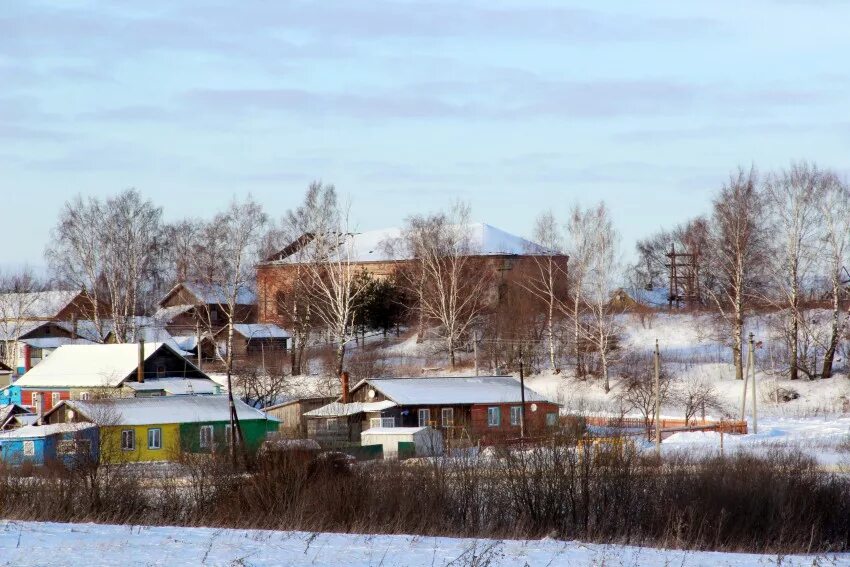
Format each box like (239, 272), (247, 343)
(0, 521), (847, 566)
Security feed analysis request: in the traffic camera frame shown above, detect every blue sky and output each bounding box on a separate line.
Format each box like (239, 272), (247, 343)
(3, 1), (850, 267)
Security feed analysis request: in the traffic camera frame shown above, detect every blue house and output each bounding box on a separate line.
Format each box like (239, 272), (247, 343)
(0, 423), (99, 467)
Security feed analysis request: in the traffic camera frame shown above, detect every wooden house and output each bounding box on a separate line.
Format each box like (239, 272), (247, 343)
(155, 282), (258, 334)
(305, 376), (560, 445)
(11, 342), (216, 413)
(0, 403), (34, 430)
(0, 422), (99, 467)
(43, 396), (279, 463)
(263, 396), (335, 438)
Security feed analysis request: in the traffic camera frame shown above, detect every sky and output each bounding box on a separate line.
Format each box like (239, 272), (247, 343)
(3, 0), (850, 269)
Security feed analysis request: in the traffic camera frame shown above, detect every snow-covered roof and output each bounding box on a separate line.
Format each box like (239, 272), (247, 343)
(162, 282), (256, 307)
(59, 395), (275, 426)
(153, 304), (195, 323)
(360, 376), (552, 406)
(124, 378), (218, 395)
(0, 403), (31, 425)
(0, 422), (96, 439)
(304, 400), (397, 417)
(231, 323), (291, 339)
(266, 223), (550, 264)
(13, 342), (203, 389)
(0, 290), (81, 320)
(21, 337), (92, 349)
(362, 426), (427, 435)
(0, 320), (49, 341)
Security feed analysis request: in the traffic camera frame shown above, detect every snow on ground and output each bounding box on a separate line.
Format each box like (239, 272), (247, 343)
(1, 521), (847, 567)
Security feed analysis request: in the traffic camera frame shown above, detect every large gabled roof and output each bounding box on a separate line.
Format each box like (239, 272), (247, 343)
(159, 282), (256, 308)
(0, 290), (83, 320)
(51, 395), (276, 426)
(13, 342), (205, 389)
(353, 376), (553, 406)
(263, 223), (553, 264)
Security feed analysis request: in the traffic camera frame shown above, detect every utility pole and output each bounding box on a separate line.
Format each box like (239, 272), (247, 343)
(519, 343), (526, 440)
(473, 331), (479, 377)
(195, 319), (202, 371)
(654, 339), (661, 456)
(749, 333), (757, 434)
(137, 339), (145, 383)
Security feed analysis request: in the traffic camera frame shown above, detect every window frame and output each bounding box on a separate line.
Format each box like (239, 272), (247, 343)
(418, 408), (431, 427)
(121, 429), (136, 451)
(510, 406), (522, 427)
(441, 407), (454, 427)
(199, 425), (214, 449)
(487, 406), (501, 427)
(546, 412), (558, 427)
(51, 392), (61, 407)
(147, 428), (162, 450)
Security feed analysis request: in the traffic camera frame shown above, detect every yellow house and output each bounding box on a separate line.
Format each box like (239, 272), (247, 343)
(99, 422), (181, 463)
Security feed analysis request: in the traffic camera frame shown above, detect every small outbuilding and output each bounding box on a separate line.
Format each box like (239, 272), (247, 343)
(0, 422), (99, 467)
(361, 426), (443, 459)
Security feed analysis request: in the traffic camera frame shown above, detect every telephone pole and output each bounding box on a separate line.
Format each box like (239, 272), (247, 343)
(519, 343), (526, 440)
(749, 333), (757, 434)
(473, 331), (479, 377)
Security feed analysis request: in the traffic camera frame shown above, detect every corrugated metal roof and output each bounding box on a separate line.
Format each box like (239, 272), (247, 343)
(363, 376), (551, 406)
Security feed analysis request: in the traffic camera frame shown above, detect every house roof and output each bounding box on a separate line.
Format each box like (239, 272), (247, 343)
(362, 426), (428, 435)
(264, 223), (551, 264)
(153, 304), (195, 323)
(263, 396), (335, 411)
(0, 290), (82, 320)
(304, 400), (397, 417)
(160, 282), (256, 307)
(54, 395), (276, 426)
(0, 403), (32, 425)
(354, 376), (552, 406)
(124, 378), (218, 395)
(231, 323), (290, 340)
(21, 337), (93, 349)
(13, 342), (205, 389)
(0, 422), (96, 439)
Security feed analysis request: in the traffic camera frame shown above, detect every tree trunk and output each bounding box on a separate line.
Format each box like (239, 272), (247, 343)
(335, 337), (346, 377)
(547, 298), (556, 371)
(822, 278), (840, 379)
(789, 281), (799, 380)
(601, 349), (609, 393)
(449, 336), (456, 369)
(733, 297), (744, 380)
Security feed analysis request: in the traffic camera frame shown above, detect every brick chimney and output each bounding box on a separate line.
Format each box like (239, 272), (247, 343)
(340, 371), (350, 404)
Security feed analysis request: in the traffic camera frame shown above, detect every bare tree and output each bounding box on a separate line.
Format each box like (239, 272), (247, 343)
(194, 196), (268, 461)
(563, 205), (596, 379)
(396, 202), (493, 369)
(289, 183), (369, 377)
(0, 269), (44, 370)
(579, 203), (620, 392)
(520, 212), (569, 371)
(617, 352), (675, 437)
(764, 162), (824, 380)
(817, 172), (850, 378)
(674, 374), (725, 425)
(46, 189), (163, 342)
(704, 168), (767, 380)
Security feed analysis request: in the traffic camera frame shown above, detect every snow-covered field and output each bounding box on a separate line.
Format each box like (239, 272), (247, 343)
(1, 521), (847, 566)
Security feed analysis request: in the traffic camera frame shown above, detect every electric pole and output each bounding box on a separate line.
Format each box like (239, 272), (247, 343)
(519, 342), (526, 440)
(749, 333), (757, 434)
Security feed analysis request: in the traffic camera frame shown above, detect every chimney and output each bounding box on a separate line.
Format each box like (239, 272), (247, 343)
(340, 371), (350, 404)
(23, 343), (31, 373)
(137, 339), (145, 383)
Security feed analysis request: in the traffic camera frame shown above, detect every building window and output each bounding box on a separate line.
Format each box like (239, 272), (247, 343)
(31, 393), (40, 410)
(156, 365), (166, 378)
(327, 418), (338, 430)
(79, 392), (90, 401)
(418, 408), (431, 427)
(441, 408), (454, 427)
(275, 290), (286, 316)
(370, 417), (394, 428)
(510, 406), (522, 427)
(487, 407), (501, 427)
(51, 392), (61, 408)
(121, 429), (136, 451)
(224, 424), (233, 445)
(546, 413), (558, 427)
(199, 425), (214, 449)
(23, 440), (34, 457)
(147, 428), (162, 450)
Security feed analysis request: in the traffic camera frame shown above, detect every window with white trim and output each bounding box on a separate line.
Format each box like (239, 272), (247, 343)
(51, 392), (61, 407)
(370, 417), (395, 428)
(418, 408), (431, 427)
(147, 428), (162, 450)
(441, 408), (454, 427)
(199, 425), (214, 449)
(79, 392), (90, 401)
(23, 440), (34, 457)
(487, 407), (501, 427)
(121, 429), (135, 451)
(510, 406), (522, 427)
(546, 413), (558, 427)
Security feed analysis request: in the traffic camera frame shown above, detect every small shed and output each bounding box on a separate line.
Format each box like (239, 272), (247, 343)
(0, 422), (99, 467)
(264, 396), (335, 438)
(360, 426), (443, 459)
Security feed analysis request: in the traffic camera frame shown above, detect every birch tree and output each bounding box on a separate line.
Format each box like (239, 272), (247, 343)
(705, 167), (767, 380)
(764, 162), (824, 380)
(580, 203), (620, 393)
(817, 172), (850, 378)
(397, 203), (492, 369)
(289, 183), (369, 377)
(564, 205), (596, 379)
(520, 212), (568, 371)
(0, 269), (43, 371)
